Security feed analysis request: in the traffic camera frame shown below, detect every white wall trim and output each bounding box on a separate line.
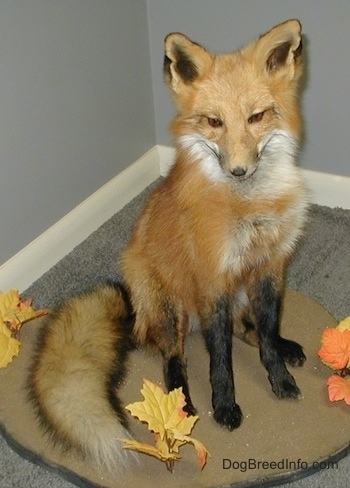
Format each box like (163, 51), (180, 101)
(0, 144), (349, 293)
(301, 169), (350, 210)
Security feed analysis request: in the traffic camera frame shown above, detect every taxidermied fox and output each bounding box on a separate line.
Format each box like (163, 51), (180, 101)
(122, 18), (308, 428)
(28, 20), (308, 474)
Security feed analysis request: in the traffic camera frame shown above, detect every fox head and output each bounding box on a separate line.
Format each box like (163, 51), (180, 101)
(164, 20), (303, 180)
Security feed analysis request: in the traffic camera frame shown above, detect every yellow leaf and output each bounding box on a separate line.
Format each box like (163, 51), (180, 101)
(125, 379), (191, 440)
(0, 290), (19, 320)
(119, 437), (180, 462)
(0, 289), (48, 333)
(0, 289), (48, 367)
(0, 321), (21, 368)
(191, 437), (210, 470)
(123, 379), (210, 471)
(162, 430), (186, 454)
(337, 316), (350, 333)
(171, 429), (211, 470)
(167, 409), (199, 436)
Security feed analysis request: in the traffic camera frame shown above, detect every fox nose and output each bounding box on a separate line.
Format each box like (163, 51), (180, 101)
(231, 166), (247, 177)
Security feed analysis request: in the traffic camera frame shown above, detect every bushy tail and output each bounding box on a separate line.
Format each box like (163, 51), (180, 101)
(28, 282), (138, 474)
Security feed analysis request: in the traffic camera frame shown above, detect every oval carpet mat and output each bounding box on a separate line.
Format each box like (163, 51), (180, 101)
(0, 289), (349, 488)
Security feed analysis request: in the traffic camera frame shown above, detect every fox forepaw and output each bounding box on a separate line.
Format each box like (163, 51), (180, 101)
(277, 337), (306, 367)
(271, 374), (302, 400)
(213, 402), (243, 431)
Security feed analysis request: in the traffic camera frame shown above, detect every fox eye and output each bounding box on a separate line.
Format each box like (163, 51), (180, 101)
(248, 111), (265, 124)
(207, 117), (223, 128)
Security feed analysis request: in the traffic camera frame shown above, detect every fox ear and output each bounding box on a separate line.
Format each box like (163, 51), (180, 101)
(254, 19), (303, 79)
(164, 33), (213, 92)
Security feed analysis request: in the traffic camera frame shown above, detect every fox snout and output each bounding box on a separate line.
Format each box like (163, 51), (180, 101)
(219, 135), (262, 180)
(223, 150), (261, 180)
(179, 135), (262, 182)
(230, 162), (258, 179)
(231, 166), (248, 177)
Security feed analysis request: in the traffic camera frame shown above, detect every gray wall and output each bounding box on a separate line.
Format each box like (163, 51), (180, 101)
(0, 0), (155, 265)
(147, 0), (350, 177)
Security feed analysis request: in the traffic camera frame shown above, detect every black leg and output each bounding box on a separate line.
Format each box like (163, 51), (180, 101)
(147, 302), (197, 416)
(254, 278), (302, 399)
(164, 355), (196, 415)
(202, 296), (243, 430)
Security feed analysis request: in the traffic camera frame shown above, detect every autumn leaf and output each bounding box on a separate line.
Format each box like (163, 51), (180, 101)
(0, 289), (48, 333)
(0, 321), (21, 368)
(318, 327), (350, 370)
(125, 379), (187, 440)
(121, 437), (180, 463)
(170, 428), (210, 470)
(0, 289), (48, 368)
(119, 379), (210, 471)
(327, 375), (350, 405)
(336, 316), (350, 333)
(0, 290), (20, 320)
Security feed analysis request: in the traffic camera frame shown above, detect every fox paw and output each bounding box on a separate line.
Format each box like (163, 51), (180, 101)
(213, 402), (243, 431)
(271, 375), (302, 399)
(278, 337), (306, 367)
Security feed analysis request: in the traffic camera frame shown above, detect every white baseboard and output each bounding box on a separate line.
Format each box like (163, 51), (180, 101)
(301, 169), (350, 210)
(0, 146), (160, 292)
(0, 144), (349, 293)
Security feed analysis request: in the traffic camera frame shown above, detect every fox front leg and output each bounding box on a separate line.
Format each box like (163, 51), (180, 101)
(202, 296), (243, 430)
(253, 277), (304, 398)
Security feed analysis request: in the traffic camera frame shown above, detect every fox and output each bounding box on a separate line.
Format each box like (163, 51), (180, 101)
(121, 18), (309, 429)
(28, 20), (309, 474)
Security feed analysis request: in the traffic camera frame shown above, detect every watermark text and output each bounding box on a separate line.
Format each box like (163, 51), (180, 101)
(222, 458), (339, 473)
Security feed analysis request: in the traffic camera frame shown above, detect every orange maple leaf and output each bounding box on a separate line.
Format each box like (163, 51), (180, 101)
(318, 328), (350, 370)
(327, 375), (350, 405)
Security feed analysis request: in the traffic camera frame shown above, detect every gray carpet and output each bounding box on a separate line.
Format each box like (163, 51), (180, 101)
(1, 179), (349, 488)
